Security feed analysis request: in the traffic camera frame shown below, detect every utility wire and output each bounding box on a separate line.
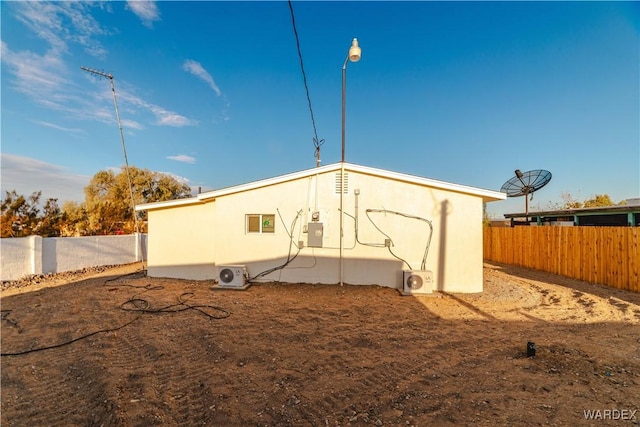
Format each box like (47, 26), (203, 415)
(1, 274), (230, 357)
(287, 1), (325, 166)
(248, 209), (303, 282)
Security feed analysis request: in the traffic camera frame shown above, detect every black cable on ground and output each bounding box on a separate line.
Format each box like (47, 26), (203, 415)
(103, 270), (148, 287)
(0, 312), (142, 357)
(1, 277), (230, 357)
(120, 292), (230, 320)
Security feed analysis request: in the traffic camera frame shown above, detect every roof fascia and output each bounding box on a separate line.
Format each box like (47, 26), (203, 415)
(196, 163), (341, 201)
(344, 163), (506, 202)
(135, 197), (201, 212)
(137, 162), (506, 211)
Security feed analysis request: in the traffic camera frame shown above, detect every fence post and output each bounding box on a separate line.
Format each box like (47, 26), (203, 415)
(134, 233), (146, 262)
(30, 235), (43, 276)
(134, 233), (142, 261)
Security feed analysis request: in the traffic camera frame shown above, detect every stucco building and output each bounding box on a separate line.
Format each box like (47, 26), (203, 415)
(136, 162), (505, 293)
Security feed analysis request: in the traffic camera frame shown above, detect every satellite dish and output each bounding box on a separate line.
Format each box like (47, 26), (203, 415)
(501, 169), (552, 220)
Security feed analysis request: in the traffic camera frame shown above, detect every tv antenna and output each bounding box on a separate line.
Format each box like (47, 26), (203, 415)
(501, 169), (552, 222)
(80, 66), (139, 235)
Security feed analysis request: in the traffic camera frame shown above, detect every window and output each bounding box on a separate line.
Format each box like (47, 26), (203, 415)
(246, 214), (275, 233)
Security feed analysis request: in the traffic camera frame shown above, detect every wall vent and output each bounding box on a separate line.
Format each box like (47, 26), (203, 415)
(335, 172), (349, 194)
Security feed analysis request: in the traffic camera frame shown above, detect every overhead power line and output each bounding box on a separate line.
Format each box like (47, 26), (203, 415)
(287, 0), (325, 167)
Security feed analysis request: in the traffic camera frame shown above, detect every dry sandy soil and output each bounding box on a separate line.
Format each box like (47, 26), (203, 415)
(2, 262), (639, 426)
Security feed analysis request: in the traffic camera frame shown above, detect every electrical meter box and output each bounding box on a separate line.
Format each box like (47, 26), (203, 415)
(307, 222), (324, 248)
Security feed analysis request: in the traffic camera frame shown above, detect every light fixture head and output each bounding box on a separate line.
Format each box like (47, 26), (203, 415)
(348, 38), (361, 62)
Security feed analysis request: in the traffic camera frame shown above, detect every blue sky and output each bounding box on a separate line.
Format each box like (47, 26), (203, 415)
(1, 1), (638, 218)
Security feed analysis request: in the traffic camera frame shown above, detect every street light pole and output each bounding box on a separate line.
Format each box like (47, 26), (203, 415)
(341, 38), (361, 163)
(339, 38), (361, 286)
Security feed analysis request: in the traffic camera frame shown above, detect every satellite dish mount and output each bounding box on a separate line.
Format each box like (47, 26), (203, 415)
(501, 169), (552, 223)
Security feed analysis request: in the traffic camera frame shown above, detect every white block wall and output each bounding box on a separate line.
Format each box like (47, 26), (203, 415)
(1, 234), (147, 281)
(1, 237), (35, 281)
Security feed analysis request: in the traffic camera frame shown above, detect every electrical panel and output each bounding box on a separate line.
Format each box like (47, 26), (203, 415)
(307, 222), (324, 248)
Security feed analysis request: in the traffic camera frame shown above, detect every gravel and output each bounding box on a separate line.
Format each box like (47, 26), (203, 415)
(1, 265), (120, 292)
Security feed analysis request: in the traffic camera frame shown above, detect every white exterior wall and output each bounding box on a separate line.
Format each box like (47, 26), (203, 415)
(41, 235), (142, 274)
(1, 234), (145, 281)
(146, 202), (216, 280)
(212, 172), (343, 282)
(343, 172), (484, 292)
(1, 236), (37, 281)
(144, 169), (485, 292)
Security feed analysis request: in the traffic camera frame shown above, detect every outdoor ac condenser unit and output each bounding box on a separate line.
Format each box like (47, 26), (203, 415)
(401, 270), (434, 295)
(215, 265), (248, 289)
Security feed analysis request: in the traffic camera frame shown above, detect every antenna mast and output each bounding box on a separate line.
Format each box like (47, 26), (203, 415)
(80, 66), (139, 235)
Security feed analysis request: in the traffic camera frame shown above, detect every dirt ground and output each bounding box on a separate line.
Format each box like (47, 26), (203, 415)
(1, 262), (639, 426)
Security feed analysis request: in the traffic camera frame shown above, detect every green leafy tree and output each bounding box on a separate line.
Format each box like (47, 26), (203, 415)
(548, 192), (620, 211)
(556, 191), (583, 209)
(84, 166), (192, 235)
(482, 203), (490, 227)
(583, 194), (615, 208)
(59, 201), (89, 237)
(1, 190), (41, 237)
(34, 198), (62, 237)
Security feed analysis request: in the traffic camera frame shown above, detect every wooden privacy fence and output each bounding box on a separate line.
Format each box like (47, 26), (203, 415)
(483, 226), (639, 292)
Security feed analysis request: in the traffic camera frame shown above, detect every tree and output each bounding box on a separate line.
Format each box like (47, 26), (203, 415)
(550, 191), (583, 210)
(84, 166), (192, 235)
(548, 192), (620, 211)
(34, 198), (62, 237)
(482, 203), (490, 227)
(583, 194), (615, 208)
(58, 201), (89, 237)
(0, 167), (192, 238)
(1, 190), (41, 237)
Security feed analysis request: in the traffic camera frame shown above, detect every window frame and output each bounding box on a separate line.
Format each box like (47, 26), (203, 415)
(245, 213), (275, 234)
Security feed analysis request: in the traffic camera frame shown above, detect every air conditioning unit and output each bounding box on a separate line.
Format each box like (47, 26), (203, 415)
(401, 270), (434, 295)
(215, 265), (249, 289)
